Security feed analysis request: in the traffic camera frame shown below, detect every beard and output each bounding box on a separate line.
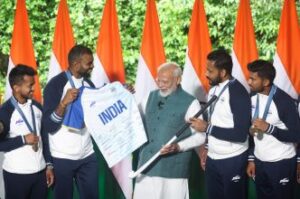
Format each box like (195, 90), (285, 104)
(159, 87), (176, 97)
(79, 69), (92, 78)
(250, 86), (264, 93)
(83, 72), (91, 78)
(208, 75), (222, 86)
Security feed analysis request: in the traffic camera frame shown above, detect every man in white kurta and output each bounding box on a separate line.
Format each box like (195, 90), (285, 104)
(133, 63), (205, 199)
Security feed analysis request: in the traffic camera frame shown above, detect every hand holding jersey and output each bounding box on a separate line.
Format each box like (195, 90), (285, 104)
(61, 88), (79, 107)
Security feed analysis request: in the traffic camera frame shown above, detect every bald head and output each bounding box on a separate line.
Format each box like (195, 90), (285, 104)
(156, 62), (182, 97)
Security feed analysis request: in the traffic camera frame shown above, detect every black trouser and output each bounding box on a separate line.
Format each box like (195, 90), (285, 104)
(205, 151), (248, 199)
(3, 169), (47, 199)
(254, 157), (296, 199)
(52, 153), (99, 199)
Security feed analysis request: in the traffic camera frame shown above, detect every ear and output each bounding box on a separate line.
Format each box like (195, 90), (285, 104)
(220, 69), (227, 78)
(74, 60), (80, 69)
(262, 78), (271, 87)
(12, 84), (20, 93)
(70, 58), (81, 70)
(176, 76), (182, 85)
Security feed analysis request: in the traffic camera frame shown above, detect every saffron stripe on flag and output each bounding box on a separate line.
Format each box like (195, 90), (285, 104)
(232, 0), (258, 92)
(182, 0), (212, 102)
(274, 0), (300, 99)
(134, 0), (166, 104)
(92, 0), (125, 86)
(48, 0), (75, 82)
(5, 0), (42, 102)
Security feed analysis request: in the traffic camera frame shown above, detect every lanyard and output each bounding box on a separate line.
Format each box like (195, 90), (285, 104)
(65, 70), (86, 89)
(10, 97), (36, 135)
(208, 79), (235, 122)
(65, 70), (76, 88)
(253, 85), (277, 120)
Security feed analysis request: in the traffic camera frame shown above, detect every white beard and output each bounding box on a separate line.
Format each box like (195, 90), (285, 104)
(159, 87), (176, 97)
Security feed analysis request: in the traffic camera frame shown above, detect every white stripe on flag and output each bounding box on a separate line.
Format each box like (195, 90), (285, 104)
(273, 52), (298, 99)
(47, 51), (63, 82)
(91, 54), (110, 88)
(182, 51), (207, 102)
(4, 57), (15, 102)
(231, 49), (250, 92)
(111, 155), (132, 199)
(134, 54), (157, 104)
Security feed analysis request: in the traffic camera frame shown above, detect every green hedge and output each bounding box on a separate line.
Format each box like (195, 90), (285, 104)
(0, 0), (299, 94)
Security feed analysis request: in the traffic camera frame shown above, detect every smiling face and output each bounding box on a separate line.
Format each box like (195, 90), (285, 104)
(156, 66), (181, 97)
(76, 53), (94, 78)
(14, 75), (35, 100)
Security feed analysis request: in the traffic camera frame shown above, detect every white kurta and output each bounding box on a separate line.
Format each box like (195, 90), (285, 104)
(134, 175), (189, 199)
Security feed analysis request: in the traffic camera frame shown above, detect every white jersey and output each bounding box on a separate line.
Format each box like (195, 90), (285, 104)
(65, 82), (147, 167)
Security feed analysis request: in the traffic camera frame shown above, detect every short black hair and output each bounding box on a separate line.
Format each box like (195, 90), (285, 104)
(9, 64), (36, 88)
(247, 60), (276, 84)
(207, 49), (232, 74)
(68, 44), (93, 66)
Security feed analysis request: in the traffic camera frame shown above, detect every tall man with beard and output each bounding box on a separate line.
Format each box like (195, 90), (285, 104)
(42, 45), (98, 199)
(133, 63), (206, 199)
(189, 49), (251, 199)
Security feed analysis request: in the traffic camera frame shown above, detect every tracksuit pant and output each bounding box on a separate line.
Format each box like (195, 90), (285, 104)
(52, 153), (99, 199)
(205, 151), (248, 199)
(254, 157), (296, 199)
(3, 169), (47, 199)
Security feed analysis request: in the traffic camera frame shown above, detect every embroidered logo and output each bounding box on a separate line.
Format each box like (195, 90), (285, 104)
(279, 178), (289, 185)
(231, 175), (241, 182)
(90, 101), (96, 108)
(15, 119), (24, 125)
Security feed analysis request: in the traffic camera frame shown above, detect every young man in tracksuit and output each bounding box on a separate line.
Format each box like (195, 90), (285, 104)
(189, 49), (251, 199)
(246, 60), (300, 199)
(0, 65), (54, 199)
